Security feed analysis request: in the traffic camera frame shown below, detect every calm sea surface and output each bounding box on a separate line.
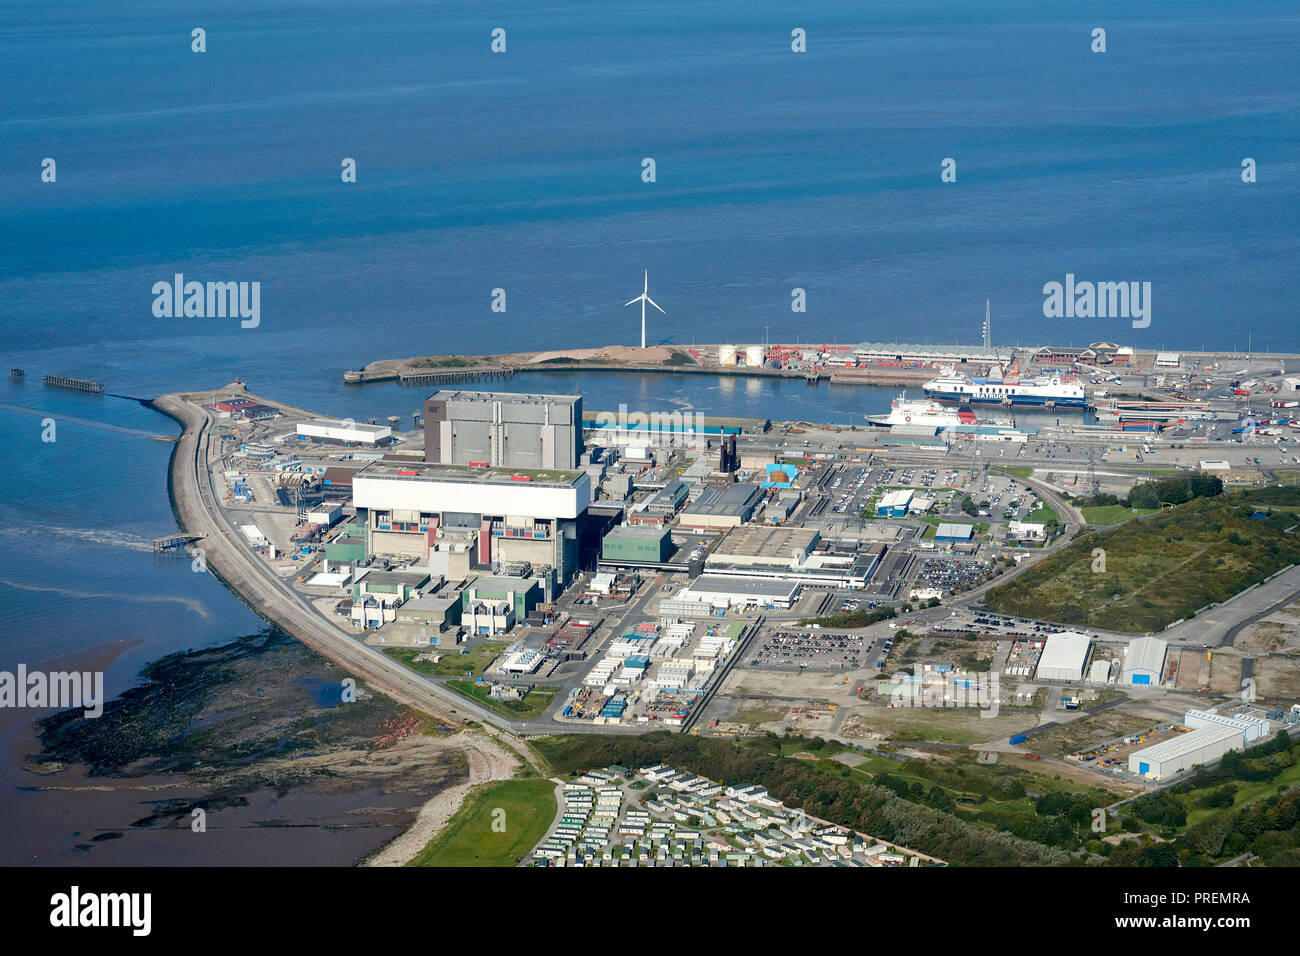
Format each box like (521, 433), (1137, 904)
(0, 0), (1295, 863)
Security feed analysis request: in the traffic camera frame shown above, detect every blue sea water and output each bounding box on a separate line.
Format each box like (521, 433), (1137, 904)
(0, 0), (1295, 860)
(1, 0), (1297, 675)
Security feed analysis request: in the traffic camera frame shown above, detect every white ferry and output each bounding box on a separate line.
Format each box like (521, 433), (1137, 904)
(923, 372), (1087, 408)
(865, 394), (978, 428)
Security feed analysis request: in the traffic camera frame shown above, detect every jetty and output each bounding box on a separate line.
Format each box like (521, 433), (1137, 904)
(43, 374), (105, 394)
(152, 532), (206, 553)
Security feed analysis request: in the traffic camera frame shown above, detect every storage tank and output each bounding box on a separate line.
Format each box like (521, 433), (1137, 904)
(745, 345), (765, 367)
(718, 345), (738, 367)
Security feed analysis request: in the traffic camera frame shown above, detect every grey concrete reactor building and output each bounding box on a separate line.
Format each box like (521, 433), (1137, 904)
(423, 389), (583, 470)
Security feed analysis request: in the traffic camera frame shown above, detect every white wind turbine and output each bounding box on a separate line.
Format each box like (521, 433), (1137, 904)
(624, 270), (665, 348)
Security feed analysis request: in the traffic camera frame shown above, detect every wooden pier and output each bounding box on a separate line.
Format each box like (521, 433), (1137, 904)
(43, 374), (104, 394)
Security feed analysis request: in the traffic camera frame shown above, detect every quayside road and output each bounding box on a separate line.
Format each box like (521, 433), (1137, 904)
(154, 386), (576, 747)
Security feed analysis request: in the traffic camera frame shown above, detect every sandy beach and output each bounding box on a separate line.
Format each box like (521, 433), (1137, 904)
(363, 730), (523, 866)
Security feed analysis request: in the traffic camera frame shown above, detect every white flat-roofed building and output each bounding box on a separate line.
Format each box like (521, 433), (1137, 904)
(298, 418), (392, 446)
(659, 592), (715, 617)
(1183, 708), (1269, 742)
(305, 501), (344, 528)
(498, 645), (544, 673)
(850, 342), (1013, 367)
(1035, 631), (1092, 682)
(708, 526), (819, 567)
(354, 460), (589, 520)
(1008, 520), (1048, 540)
(1122, 636), (1167, 686)
(1088, 659), (1112, 684)
(1154, 352), (1181, 368)
(703, 530), (881, 589)
(682, 574), (799, 610)
(1129, 725), (1244, 780)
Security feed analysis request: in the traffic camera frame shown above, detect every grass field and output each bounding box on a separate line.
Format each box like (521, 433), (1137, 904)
(408, 355), (484, 368)
(1033, 504), (1060, 527)
(1080, 504), (1159, 525)
(984, 487), (1300, 632)
(383, 643), (501, 677)
(445, 680), (559, 719)
(407, 778), (557, 867)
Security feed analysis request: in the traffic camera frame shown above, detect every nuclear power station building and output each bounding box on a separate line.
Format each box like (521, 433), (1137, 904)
(422, 389), (583, 471)
(351, 459), (590, 588)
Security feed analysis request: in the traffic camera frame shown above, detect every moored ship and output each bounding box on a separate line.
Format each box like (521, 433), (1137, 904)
(865, 394), (978, 428)
(923, 371), (1087, 408)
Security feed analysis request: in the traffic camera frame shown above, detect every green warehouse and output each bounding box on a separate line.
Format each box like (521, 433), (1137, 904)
(601, 525), (673, 564)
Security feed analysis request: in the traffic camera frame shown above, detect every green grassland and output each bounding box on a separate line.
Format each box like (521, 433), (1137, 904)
(984, 487), (1300, 632)
(1080, 504), (1159, 525)
(407, 778), (557, 867)
(1033, 504), (1060, 527)
(445, 680), (559, 719)
(383, 643), (500, 677)
(408, 355), (483, 368)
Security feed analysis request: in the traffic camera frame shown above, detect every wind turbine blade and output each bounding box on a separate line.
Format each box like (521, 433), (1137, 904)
(646, 296), (665, 314)
(643, 270), (649, 294)
(624, 296), (641, 307)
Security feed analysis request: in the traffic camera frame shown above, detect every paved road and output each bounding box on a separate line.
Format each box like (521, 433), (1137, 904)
(156, 387), (627, 740)
(1219, 576), (1300, 647)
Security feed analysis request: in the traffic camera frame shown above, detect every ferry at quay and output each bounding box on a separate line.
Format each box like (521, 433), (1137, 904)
(922, 371), (1088, 409)
(865, 394), (978, 428)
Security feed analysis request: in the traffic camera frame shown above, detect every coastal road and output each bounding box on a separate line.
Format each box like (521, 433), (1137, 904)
(155, 387), (612, 741)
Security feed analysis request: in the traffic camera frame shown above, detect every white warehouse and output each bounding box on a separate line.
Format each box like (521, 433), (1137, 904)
(297, 418), (391, 446)
(1184, 709), (1270, 743)
(1129, 709), (1271, 780)
(1130, 726), (1242, 780)
(1122, 636), (1167, 686)
(1035, 631), (1092, 682)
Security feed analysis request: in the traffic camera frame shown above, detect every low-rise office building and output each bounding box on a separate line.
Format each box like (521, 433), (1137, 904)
(298, 418), (392, 446)
(679, 574), (799, 610)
